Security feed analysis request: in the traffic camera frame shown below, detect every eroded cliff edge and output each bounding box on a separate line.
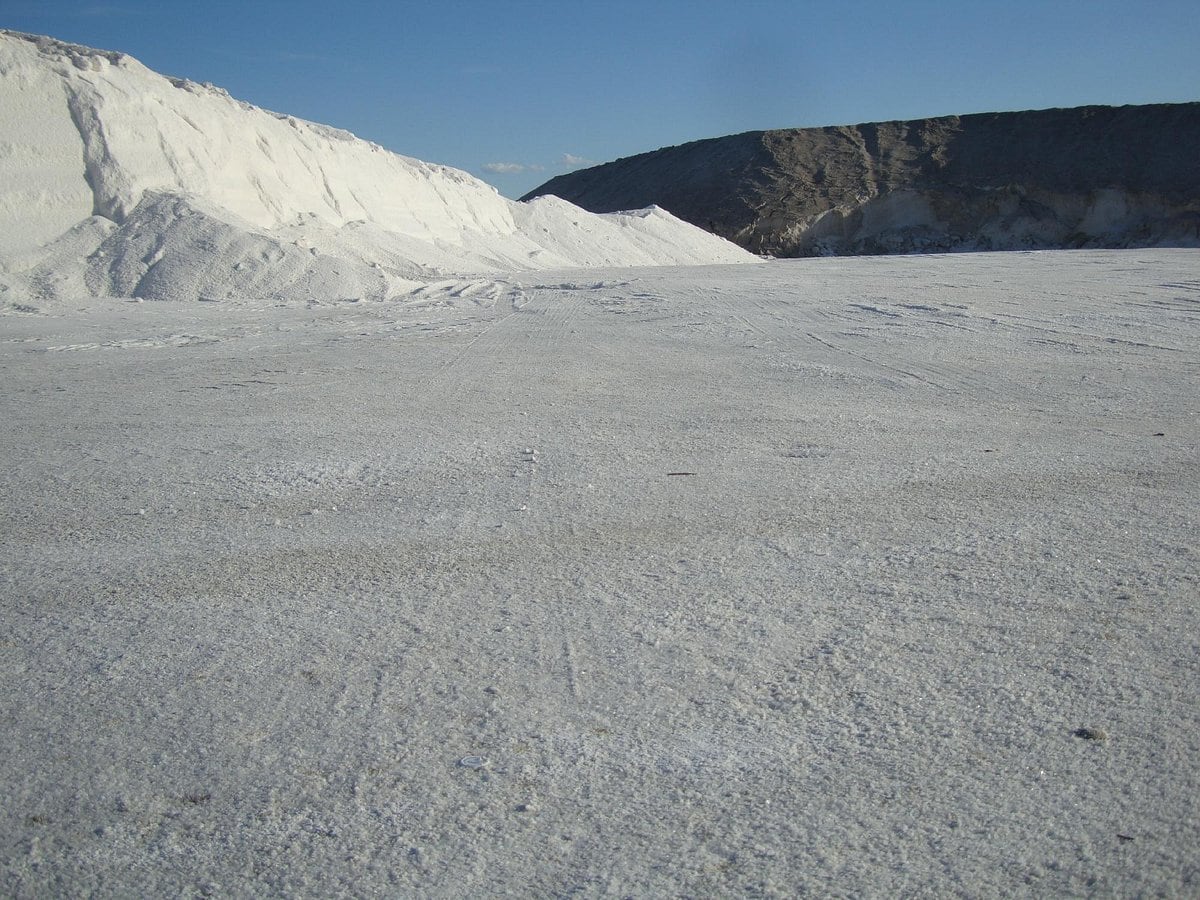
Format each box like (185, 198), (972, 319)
(523, 103), (1200, 256)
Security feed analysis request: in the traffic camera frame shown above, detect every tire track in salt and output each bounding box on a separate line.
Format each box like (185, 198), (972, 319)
(485, 282), (619, 818)
(416, 279), (527, 389)
(803, 329), (952, 393)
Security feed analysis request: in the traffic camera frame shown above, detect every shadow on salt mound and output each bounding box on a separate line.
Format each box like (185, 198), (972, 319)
(85, 193), (414, 304)
(0, 217), (115, 308)
(610, 205), (668, 218)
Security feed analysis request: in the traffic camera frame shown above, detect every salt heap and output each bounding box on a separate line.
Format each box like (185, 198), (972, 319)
(0, 31), (752, 306)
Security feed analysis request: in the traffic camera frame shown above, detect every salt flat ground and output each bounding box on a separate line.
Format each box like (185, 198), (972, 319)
(1, 250), (1197, 897)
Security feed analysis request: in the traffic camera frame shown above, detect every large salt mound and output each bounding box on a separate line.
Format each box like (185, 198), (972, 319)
(0, 31), (752, 306)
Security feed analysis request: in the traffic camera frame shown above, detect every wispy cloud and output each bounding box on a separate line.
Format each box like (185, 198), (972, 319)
(482, 162), (545, 174)
(481, 155), (595, 176)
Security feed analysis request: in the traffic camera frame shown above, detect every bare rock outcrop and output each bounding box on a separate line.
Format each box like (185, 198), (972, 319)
(523, 103), (1200, 256)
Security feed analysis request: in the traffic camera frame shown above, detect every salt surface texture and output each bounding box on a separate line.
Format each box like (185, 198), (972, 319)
(1, 251), (1197, 895)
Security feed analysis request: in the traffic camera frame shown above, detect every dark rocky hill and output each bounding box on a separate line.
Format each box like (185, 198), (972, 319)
(522, 103), (1200, 256)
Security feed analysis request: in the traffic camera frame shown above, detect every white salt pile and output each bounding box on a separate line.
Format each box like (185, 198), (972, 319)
(0, 30), (752, 308)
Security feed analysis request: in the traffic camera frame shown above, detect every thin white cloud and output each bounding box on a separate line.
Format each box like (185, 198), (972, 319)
(482, 162), (544, 174)
(560, 153), (594, 168)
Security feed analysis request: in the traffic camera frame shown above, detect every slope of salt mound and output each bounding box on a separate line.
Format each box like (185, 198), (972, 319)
(0, 31), (515, 250)
(0, 30), (754, 307)
(0, 36), (96, 256)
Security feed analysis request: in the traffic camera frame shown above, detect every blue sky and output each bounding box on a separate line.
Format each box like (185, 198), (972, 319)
(5, 1), (1198, 197)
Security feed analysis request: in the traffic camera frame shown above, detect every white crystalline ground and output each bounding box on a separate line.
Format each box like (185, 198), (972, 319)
(1, 249), (1198, 895)
(1, 24), (1198, 897)
(0, 30), (751, 311)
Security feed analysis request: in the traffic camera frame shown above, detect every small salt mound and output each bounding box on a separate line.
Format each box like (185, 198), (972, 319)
(509, 197), (752, 267)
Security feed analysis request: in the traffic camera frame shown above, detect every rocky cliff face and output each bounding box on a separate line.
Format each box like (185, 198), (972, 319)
(523, 104), (1200, 256)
